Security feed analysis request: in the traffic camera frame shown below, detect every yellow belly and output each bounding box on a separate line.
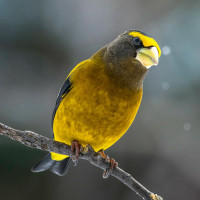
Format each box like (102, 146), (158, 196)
(52, 61), (142, 160)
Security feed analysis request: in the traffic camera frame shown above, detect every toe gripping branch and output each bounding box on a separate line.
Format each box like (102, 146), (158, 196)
(70, 140), (83, 166)
(99, 150), (118, 179)
(70, 142), (118, 179)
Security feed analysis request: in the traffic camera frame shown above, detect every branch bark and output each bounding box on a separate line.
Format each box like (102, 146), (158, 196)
(0, 122), (163, 200)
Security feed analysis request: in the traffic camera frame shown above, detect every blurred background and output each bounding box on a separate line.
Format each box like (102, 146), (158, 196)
(0, 0), (200, 199)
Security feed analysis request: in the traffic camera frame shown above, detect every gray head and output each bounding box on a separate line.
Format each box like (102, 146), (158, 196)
(95, 30), (162, 89)
(104, 30), (161, 69)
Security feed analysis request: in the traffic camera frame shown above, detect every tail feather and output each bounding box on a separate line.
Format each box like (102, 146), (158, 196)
(50, 157), (71, 176)
(31, 153), (71, 176)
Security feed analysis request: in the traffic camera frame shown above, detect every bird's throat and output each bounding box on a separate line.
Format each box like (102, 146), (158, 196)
(91, 47), (148, 90)
(105, 58), (148, 90)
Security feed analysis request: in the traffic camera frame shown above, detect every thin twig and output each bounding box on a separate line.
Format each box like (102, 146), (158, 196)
(0, 122), (163, 200)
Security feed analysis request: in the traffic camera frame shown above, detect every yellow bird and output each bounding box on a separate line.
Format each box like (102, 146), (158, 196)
(32, 30), (161, 176)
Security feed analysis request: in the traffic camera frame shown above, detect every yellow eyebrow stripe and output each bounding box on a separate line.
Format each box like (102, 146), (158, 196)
(129, 31), (161, 57)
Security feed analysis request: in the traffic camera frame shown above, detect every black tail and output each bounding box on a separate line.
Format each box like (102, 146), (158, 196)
(31, 153), (71, 176)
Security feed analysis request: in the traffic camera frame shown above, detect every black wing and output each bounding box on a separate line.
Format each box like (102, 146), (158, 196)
(51, 77), (72, 128)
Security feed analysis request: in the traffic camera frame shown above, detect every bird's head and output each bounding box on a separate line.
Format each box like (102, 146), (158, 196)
(91, 30), (161, 89)
(104, 30), (161, 69)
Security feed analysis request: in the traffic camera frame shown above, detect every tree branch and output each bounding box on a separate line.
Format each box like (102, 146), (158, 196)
(0, 122), (163, 200)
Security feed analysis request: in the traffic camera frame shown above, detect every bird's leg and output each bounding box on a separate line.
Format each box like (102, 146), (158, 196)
(99, 150), (118, 178)
(70, 140), (83, 166)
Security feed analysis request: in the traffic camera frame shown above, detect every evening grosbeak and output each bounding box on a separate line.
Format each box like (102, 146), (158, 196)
(32, 30), (161, 176)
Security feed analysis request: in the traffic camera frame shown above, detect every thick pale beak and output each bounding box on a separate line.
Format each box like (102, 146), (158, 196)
(135, 46), (159, 68)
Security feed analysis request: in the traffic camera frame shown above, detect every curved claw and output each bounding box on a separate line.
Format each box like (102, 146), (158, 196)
(99, 151), (118, 178)
(110, 158), (118, 169)
(70, 140), (83, 166)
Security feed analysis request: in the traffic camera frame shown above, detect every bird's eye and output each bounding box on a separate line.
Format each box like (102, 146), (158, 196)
(133, 37), (141, 46)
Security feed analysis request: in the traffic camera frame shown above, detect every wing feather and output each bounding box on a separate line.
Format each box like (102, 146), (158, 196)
(51, 77), (72, 128)
(51, 59), (90, 129)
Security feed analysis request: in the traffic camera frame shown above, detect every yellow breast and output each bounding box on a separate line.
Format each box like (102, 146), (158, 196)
(52, 59), (142, 160)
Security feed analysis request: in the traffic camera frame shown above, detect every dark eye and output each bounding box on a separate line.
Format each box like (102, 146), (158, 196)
(133, 37), (141, 46)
